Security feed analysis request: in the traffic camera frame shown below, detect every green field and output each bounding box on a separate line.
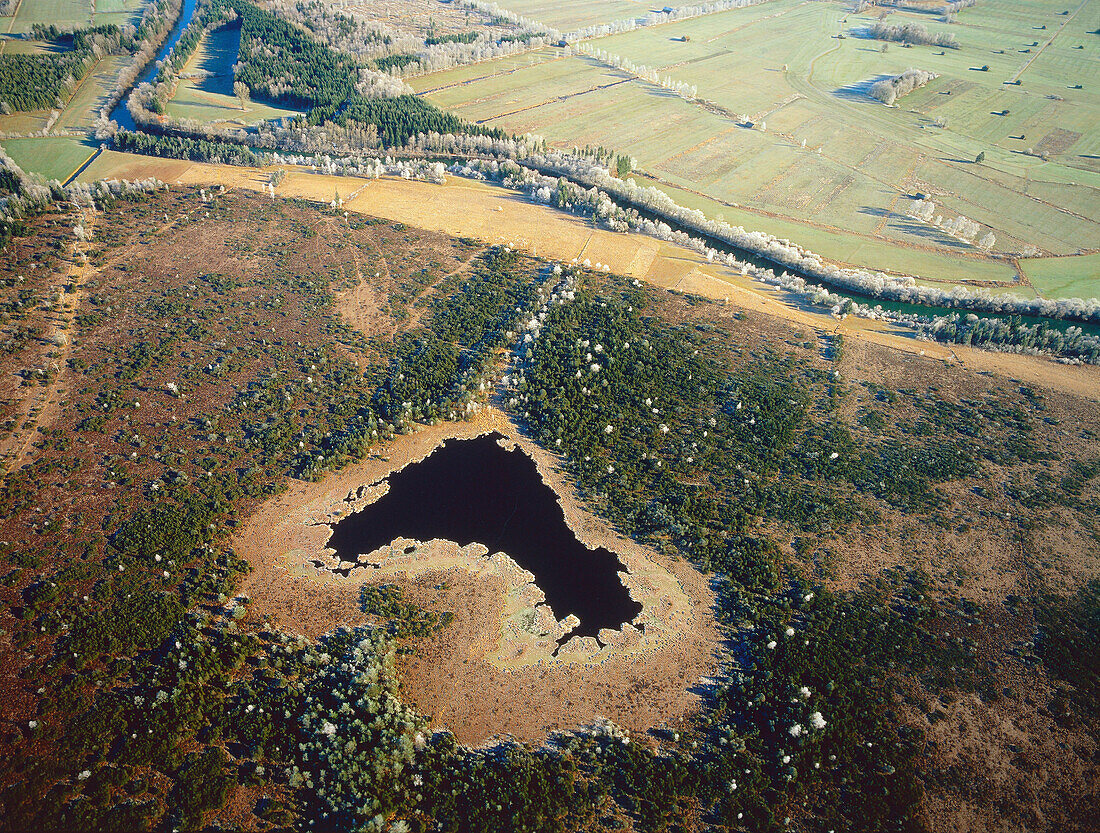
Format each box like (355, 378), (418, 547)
(481, 0), (697, 33)
(166, 26), (306, 126)
(55, 54), (125, 131)
(7, 0), (93, 32)
(418, 0), (1100, 299)
(92, 0), (149, 29)
(1021, 252), (1100, 300)
(1, 0), (146, 35)
(0, 108), (49, 132)
(1, 135), (97, 181)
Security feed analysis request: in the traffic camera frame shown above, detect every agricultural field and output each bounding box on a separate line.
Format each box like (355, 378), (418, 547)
(53, 54), (127, 131)
(341, 0), (528, 41)
(1, 136), (97, 181)
(0, 38), (62, 55)
(415, 0), (1100, 298)
(165, 26), (306, 126)
(472, 0), (698, 33)
(0, 0), (146, 33)
(88, 0), (148, 28)
(0, 44), (121, 181)
(1022, 251), (1100, 300)
(4, 0), (93, 33)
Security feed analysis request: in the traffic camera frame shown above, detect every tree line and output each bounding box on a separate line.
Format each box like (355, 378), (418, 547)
(868, 20), (960, 48)
(136, 0), (503, 149)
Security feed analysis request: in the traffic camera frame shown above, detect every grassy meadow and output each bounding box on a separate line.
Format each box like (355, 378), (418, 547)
(1022, 251), (1100, 300)
(0, 0), (145, 31)
(481, 0), (698, 33)
(6, 0), (92, 32)
(1, 135), (97, 180)
(418, 0), (1100, 298)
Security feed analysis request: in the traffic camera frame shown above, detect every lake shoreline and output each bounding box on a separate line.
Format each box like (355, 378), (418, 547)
(233, 406), (721, 743)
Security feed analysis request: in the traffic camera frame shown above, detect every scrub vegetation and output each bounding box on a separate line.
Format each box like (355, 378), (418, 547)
(0, 184), (1096, 832)
(0, 0), (1096, 826)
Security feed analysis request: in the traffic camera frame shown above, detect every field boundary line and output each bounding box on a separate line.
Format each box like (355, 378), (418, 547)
(63, 145), (102, 186)
(1009, 0), (1087, 83)
(939, 158), (1099, 228)
(749, 92), (804, 124)
(873, 153), (924, 237)
(474, 77), (631, 124)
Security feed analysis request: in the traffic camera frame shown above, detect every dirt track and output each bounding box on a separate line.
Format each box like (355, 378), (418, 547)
(0, 206), (96, 476)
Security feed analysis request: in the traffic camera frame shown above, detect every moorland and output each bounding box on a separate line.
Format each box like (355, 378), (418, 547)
(0, 0), (1097, 830)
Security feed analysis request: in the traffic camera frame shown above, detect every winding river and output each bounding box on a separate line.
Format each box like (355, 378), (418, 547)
(110, 0), (200, 131)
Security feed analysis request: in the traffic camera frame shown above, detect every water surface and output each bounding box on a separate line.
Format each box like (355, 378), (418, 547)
(110, 0), (200, 130)
(326, 433), (642, 639)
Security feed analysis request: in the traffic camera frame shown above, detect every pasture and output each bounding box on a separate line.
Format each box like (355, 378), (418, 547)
(91, 0), (148, 28)
(7, 0), (92, 32)
(418, 0), (1100, 299)
(55, 54), (126, 131)
(1, 136), (97, 181)
(1022, 252), (1100, 301)
(479, 0), (697, 33)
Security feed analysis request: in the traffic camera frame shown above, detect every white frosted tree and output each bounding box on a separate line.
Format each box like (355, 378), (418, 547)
(907, 198), (936, 222)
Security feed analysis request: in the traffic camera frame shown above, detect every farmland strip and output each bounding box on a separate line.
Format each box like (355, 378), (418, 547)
(474, 77), (631, 124)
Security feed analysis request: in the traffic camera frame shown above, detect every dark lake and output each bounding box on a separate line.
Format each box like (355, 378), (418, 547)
(326, 433), (642, 640)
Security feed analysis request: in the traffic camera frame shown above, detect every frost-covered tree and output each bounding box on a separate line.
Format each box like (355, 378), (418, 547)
(233, 80), (249, 110)
(869, 69), (937, 105)
(907, 198), (936, 222)
(868, 20), (959, 48)
(290, 629), (428, 831)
